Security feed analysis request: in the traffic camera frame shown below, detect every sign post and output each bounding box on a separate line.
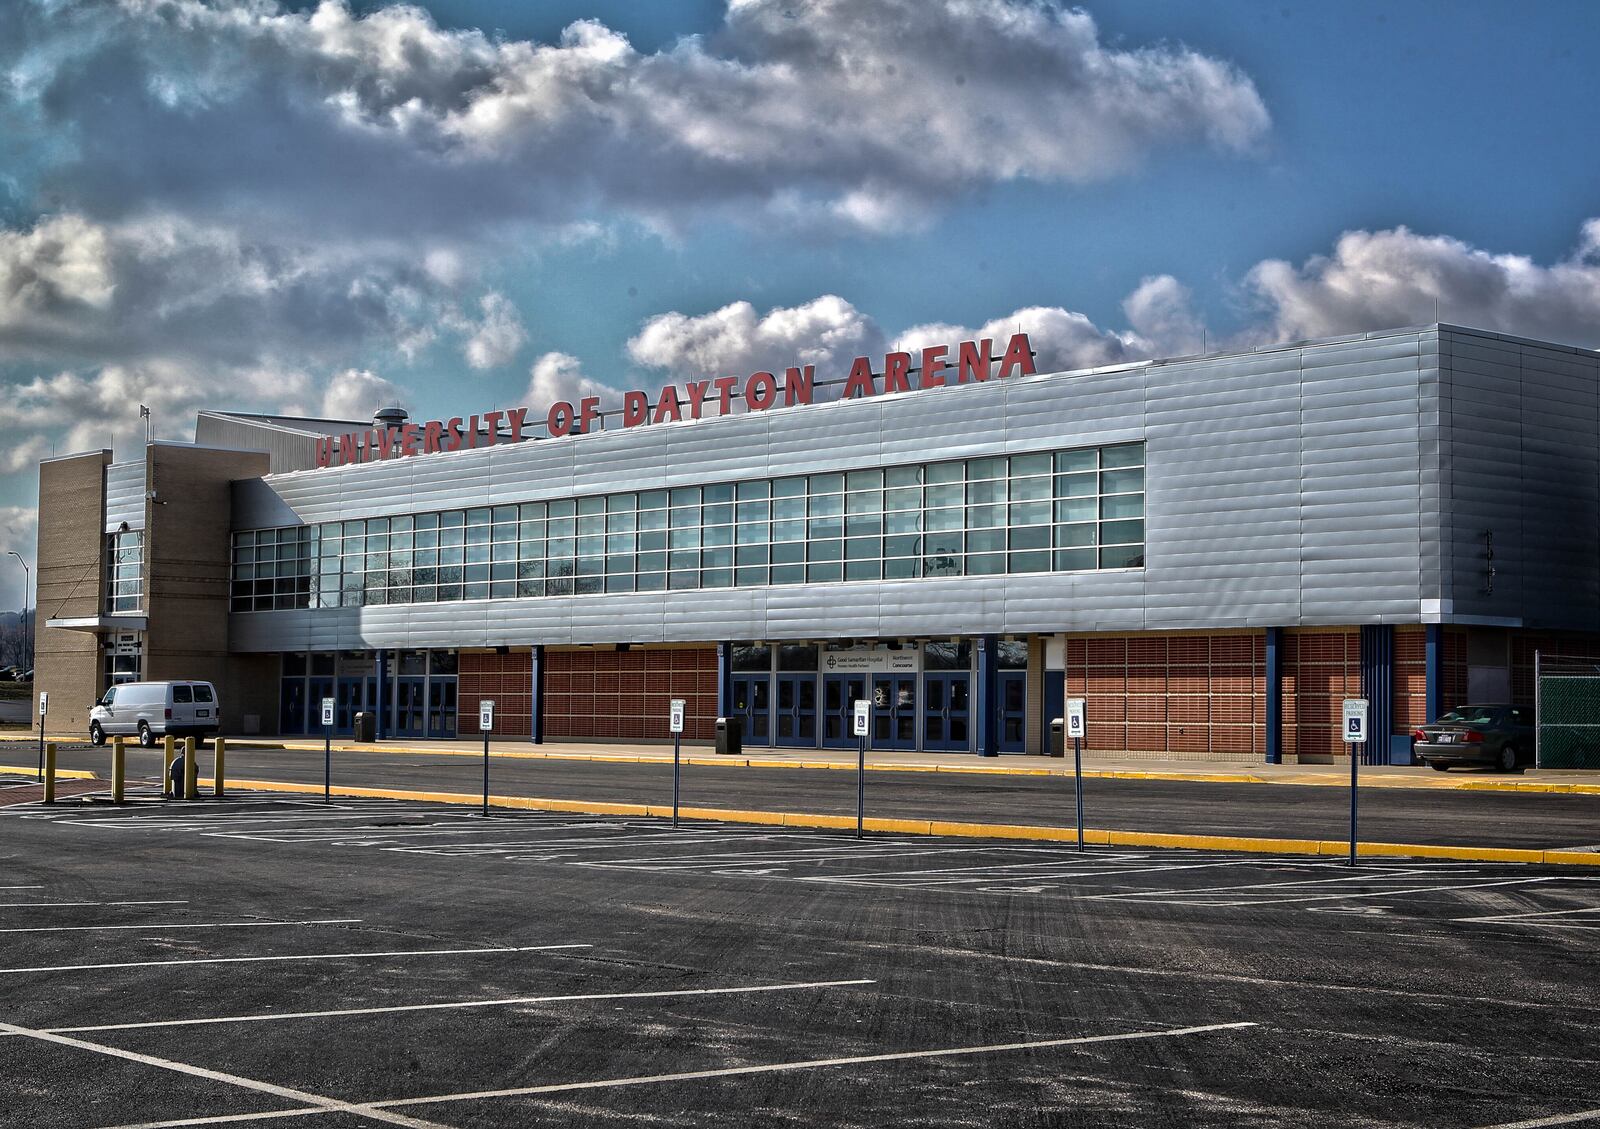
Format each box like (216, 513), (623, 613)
(1342, 698), (1369, 867)
(479, 700), (495, 817)
(853, 699), (870, 840)
(320, 697), (335, 803)
(36, 691), (47, 781)
(669, 698), (685, 827)
(1066, 698), (1086, 852)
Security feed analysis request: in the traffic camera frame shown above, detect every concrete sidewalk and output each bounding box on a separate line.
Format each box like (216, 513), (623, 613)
(34, 732), (1589, 795)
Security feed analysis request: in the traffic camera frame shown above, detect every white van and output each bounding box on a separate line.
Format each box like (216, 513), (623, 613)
(89, 681), (221, 747)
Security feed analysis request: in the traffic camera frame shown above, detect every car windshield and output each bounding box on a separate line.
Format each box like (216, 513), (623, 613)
(1436, 707), (1500, 726)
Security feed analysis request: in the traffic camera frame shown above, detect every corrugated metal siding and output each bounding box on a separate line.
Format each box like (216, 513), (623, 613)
(1440, 327), (1600, 630)
(104, 461), (146, 532)
(195, 414), (321, 474)
(226, 325), (1600, 652)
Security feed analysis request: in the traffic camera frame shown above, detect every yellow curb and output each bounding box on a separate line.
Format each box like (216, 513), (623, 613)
(209, 778), (1600, 867)
(0, 764), (98, 780)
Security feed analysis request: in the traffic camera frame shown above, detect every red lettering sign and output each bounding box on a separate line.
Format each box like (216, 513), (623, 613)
(313, 334), (1033, 468)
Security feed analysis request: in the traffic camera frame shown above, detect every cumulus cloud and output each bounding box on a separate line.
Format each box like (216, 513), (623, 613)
(450, 292), (528, 370)
(1121, 274), (1207, 356)
(0, 505), (38, 612)
(1244, 221), (1600, 347)
(2, 0), (1270, 237)
(527, 351), (617, 407)
(320, 368), (404, 421)
(627, 295), (884, 377)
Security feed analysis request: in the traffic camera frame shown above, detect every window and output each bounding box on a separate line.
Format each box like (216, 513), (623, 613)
(230, 441), (1145, 610)
(107, 529), (144, 613)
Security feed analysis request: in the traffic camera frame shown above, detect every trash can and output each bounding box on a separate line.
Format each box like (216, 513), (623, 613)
(1048, 718), (1065, 758)
(715, 716), (743, 756)
(353, 711), (376, 743)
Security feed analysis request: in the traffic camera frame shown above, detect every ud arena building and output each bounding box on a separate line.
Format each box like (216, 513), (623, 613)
(32, 323), (1600, 763)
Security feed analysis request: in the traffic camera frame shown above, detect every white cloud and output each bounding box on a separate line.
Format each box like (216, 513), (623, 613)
(900, 306), (1139, 374)
(0, 214), (115, 330)
(627, 295), (883, 377)
(1121, 274), (1206, 356)
(1245, 221), (1600, 347)
(321, 368), (403, 421)
(5, 0), (1270, 237)
(0, 505), (38, 613)
(527, 351), (617, 407)
(452, 291), (527, 370)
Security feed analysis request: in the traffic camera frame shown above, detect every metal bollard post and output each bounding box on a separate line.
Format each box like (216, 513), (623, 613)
(163, 734), (177, 799)
(43, 743), (56, 804)
(111, 737), (126, 804)
(213, 738), (226, 798)
(184, 737), (199, 800)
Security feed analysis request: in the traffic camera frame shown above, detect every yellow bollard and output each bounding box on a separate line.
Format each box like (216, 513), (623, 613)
(111, 737), (125, 804)
(213, 737), (226, 798)
(163, 733), (177, 798)
(43, 743), (56, 804)
(183, 737), (199, 800)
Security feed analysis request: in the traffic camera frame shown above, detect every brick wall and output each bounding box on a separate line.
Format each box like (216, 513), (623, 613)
(1065, 632), (1266, 759)
(1280, 630), (1360, 760)
(457, 651), (533, 738)
(35, 451), (111, 734)
(545, 647), (717, 742)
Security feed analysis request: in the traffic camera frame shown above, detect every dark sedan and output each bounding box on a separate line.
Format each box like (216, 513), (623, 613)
(1413, 704), (1535, 772)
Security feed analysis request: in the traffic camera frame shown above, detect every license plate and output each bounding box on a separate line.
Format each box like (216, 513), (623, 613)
(1436, 733), (1455, 743)
(197, 709), (209, 717)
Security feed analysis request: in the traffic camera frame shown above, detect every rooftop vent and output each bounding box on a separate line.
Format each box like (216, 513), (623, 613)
(373, 406), (409, 428)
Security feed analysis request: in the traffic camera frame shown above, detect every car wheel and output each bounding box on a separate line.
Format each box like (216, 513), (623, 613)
(89, 722), (105, 747)
(1498, 745), (1519, 773)
(1429, 761), (1450, 772)
(138, 721), (155, 748)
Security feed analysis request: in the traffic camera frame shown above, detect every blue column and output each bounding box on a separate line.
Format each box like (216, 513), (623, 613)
(1359, 624), (1394, 766)
(375, 649), (387, 741)
(529, 645), (544, 745)
(976, 635), (999, 757)
(717, 641), (732, 720)
(1425, 623), (1443, 722)
(1264, 627), (1283, 764)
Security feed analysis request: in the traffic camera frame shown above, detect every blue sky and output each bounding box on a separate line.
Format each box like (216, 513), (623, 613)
(1, 0), (1599, 610)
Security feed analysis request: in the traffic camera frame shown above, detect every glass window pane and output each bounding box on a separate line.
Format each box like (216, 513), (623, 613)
(925, 461), (963, 485)
(1101, 442), (1145, 468)
(1101, 494), (1144, 519)
(967, 456), (1007, 480)
(703, 483), (735, 504)
(1100, 545), (1145, 569)
(885, 465), (921, 488)
(1055, 449), (1097, 473)
(1101, 467), (1145, 494)
(1055, 523), (1098, 548)
(737, 480), (771, 500)
(1055, 498), (1097, 523)
(606, 493), (636, 513)
(1100, 519), (1145, 545)
(1009, 550), (1050, 573)
(1011, 452), (1052, 476)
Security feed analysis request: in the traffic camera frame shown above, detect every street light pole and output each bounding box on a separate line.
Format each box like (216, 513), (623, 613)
(6, 551), (28, 673)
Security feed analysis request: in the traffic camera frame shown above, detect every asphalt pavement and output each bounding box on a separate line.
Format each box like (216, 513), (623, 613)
(2, 797), (1598, 1127)
(26, 739), (1600, 852)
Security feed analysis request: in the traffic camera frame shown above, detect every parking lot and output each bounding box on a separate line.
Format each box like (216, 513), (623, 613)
(3, 793), (1600, 1127)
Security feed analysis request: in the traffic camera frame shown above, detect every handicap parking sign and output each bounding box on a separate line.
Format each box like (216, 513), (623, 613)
(1341, 699), (1369, 744)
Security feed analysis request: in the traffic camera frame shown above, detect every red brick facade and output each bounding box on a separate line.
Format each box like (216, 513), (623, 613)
(1278, 630), (1360, 760)
(1065, 633), (1266, 758)
(458, 651), (533, 738)
(544, 647), (718, 741)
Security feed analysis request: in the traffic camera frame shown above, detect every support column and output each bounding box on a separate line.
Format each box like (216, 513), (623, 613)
(976, 635), (998, 758)
(1264, 627), (1283, 764)
(717, 641), (732, 720)
(1359, 624), (1394, 767)
(375, 649), (387, 741)
(529, 645), (544, 745)
(1425, 623), (1443, 722)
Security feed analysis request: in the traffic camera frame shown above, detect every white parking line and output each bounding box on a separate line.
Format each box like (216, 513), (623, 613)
(1454, 907), (1600, 923)
(1479, 1107), (1600, 1127)
(0, 885), (43, 890)
(0, 942), (589, 976)
(0, 917), (362, 935)
(0, 1020), (450, 1129)
(0, 899), (189, 909)
(100, 1020), (1260, 1128)
(45, 977), (876, 1034)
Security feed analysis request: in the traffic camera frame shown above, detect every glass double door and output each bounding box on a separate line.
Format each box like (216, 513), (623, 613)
(821, 675), (868, 749)
(870, 675), (918, 750)
(732, 675), (771, 743)
(392, 677), (427, 738)
(774, 673), (817, 747)
(997, 671), (1027, 753)
(923, 673), (971, 752)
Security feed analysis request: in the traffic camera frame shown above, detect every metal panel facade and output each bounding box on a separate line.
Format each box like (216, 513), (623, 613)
(104, 461), (146, 533)
(226, 325), (1600, 652)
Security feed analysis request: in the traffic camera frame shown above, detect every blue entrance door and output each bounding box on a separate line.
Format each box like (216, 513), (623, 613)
(426, 678), (457, 738)
(922, 673), (971, 752)
(774, 673), (817, 748)
(731, 675), (771, 746)
(308, 677), (333, 732)
(335, 677), (372, 734)
(393, 678), (426, 738)
(997, 671), (1027, 753)
(279, 679), (307, 736)
(822, 674), (868, 749)
(871, 674), (917, 750)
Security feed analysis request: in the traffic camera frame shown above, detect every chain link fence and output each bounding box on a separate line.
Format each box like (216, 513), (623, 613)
(1535, 651), (1600, 768)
